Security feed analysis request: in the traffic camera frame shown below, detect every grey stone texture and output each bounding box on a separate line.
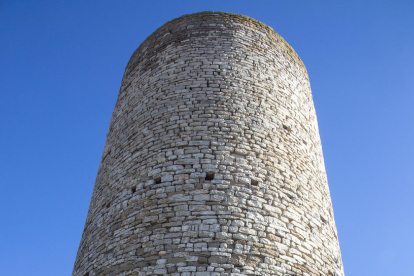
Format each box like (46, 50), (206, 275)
(73, 11), (344, 276)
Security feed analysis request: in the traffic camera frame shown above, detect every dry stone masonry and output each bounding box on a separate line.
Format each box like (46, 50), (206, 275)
(73, 11), (344, 276)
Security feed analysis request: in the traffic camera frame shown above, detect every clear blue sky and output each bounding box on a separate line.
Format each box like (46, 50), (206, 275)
(1, 1), (413, 275)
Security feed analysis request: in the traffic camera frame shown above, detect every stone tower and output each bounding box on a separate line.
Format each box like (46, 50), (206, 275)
(73, 12), (344, 276)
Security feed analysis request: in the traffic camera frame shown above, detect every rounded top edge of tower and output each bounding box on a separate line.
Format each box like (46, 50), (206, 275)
(163, 11), (273, 32)
(125, 11), (307, 76)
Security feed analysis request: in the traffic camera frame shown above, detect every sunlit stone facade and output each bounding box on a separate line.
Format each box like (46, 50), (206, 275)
(73, 11), (344, 276)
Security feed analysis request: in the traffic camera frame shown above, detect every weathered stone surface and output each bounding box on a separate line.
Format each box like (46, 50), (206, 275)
(73, 11), (344, 276)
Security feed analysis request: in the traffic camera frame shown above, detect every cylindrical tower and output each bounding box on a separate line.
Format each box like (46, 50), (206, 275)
(73, 12), (344, 276)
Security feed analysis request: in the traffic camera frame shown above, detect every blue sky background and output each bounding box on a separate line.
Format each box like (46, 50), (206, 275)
(1, 1), (413, 275)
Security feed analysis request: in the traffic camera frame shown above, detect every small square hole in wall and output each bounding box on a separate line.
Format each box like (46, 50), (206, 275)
(251, 179), (259, 186)
(84, 273), (89, 276)
(283, 124), (291, 131)
(205, 172), (215, 181)
(155, 177), (162, 184)
(320, 215), (327, 224)
(131, 187), (136, 194)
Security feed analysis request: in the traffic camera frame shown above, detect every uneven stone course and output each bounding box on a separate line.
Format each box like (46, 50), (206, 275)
(73, 11), (344, 276)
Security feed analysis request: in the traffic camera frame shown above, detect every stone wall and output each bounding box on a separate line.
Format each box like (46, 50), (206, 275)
(73, 11), (344, 276)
